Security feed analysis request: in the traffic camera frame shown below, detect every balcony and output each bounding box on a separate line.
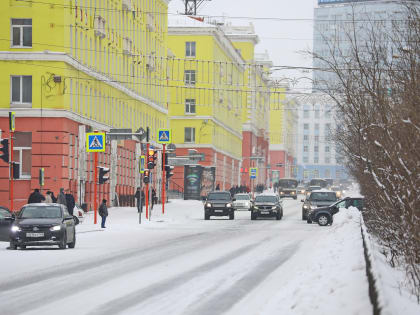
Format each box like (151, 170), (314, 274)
(123, 37), (133, 55)
(146, 13), (155, 32)
(94, 15), (106, 39)
(122, 0), (132, 11)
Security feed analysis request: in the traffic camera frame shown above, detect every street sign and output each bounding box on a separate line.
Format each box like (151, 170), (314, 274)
(107, 128), (132, 141)
(167, 143), (176, 151)
(86, 133), (105, 152)
(157, 129), (171, 144)
(139, 155), (145, 173)
(9, 112), (15, 132)
(250, 167), (258, 179)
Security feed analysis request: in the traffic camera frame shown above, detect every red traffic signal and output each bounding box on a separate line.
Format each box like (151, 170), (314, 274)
(143, 170), (150, 184)
(147, 149), (156, 169)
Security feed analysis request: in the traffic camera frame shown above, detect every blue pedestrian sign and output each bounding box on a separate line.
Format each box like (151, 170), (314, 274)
(139, 155), (145, 173)
(86, 133), (106, 152)
(250, 167), (258, 179)
(157, 129), (171, 144)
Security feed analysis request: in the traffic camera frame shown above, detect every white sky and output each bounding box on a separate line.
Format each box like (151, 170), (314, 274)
(168, 0), (318, 91)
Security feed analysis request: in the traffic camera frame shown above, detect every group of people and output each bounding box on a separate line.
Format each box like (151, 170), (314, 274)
(134, 187), (157, 212)
(229, 185), (251, 197)
(27, 188), (76, 216)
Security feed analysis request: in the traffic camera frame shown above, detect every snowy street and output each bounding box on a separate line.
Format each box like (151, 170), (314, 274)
(0, 198), (372, 315)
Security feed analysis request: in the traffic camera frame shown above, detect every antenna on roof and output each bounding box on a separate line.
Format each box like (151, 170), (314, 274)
(183, 0), (212, 15)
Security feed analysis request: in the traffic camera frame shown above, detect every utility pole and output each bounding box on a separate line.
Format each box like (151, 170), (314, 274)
(184, 0), (211, 15)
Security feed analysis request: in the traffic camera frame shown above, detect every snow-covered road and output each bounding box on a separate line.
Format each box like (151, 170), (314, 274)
(0, 198), (372, 315)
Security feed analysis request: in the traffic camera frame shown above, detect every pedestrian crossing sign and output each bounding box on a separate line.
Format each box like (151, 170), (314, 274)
(157, 129), (171, 144)
(86, 133), (106, 152)
(250, 168), (258, 179)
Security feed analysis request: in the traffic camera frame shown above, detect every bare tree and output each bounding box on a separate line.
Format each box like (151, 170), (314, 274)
(311, 2), (420, 300)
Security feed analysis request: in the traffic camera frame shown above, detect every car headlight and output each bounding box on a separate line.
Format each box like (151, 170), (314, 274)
(11, 225), (21, 232)
(291, 191), (295, 194)
(50, 225), (62, 231)
(205, 203), (211, 207)
(310, 205), (318, 210)
(272, 206), (277, 209)
(280, 192), (284, 194)
(303, 205), (308, 209)
(226, 203), (232, 208)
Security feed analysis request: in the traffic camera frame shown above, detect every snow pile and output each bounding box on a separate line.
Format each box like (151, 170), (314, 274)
(254, 207), (372, 315)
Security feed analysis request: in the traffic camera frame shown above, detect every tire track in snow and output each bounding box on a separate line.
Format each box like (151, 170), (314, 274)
(87, 240), (266, 315)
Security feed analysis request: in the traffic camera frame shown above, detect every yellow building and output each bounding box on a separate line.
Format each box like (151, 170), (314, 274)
(167, 16), (245, 193)
(223, 24), (272, 188)
(0, 0), (169, 210)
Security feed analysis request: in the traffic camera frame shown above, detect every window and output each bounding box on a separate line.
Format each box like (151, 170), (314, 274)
(314, 157), (319, 164)
(325, 123), (331, 132)
(325, 157), (331, 164)
(314, 136), (319, 143)
(315, 109), (320, 118)
(303, 135), (309, 141)
(315, 123), (319, 130)
(184, 70), (196, 85)
(185, 99), (196, 114)
(303, 145), (308, 152)
(314, 146), (319, 152)
(11, 76), (32, 104)
(303, 109), (309, 118)
(303, 123), (309, 130)
(11, 19), (32, 47)
(184, 127), (195, 143)
(186, 41), (196, 57)
(325, 146), (330, 152)
(303, 156), (309, 163)
(12, 132), (32, 179)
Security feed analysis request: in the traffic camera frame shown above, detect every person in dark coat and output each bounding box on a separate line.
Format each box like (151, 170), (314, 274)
(50, 191), (57, 203)
(135, 187), (142, 212)
(98, 199), (108, 228)
(28, 189), (45, 204)
(65, 190), (76, 216)
(57, 188), (67, 207)
(215, 184), (220, 190)
(151, 188), (157, 209)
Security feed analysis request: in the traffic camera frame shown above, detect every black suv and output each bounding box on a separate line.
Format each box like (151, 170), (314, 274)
(251, 194), (283, 220)
(301, 190), (337, 220)
(307, 197), (365, 226)
(204, 191), (234, 220)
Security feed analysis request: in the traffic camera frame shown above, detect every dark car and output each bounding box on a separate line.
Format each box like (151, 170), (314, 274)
(9, 203), (79, 250)
(277, 178), (298, 199)
(307, 197), (365, 226)
(204, 191), (234, 220)
(0, 206), (14, 242)
(251, 194), (283, 220)
(301, 190), (338, 220)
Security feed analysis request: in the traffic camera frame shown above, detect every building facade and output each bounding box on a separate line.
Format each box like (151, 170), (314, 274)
(0, 0), (169, 210)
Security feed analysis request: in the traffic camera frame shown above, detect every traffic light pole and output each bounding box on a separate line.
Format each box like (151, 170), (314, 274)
(10, 131), (14, 211)
(94, 151), (98, 225)
(162, 144), (165, 214)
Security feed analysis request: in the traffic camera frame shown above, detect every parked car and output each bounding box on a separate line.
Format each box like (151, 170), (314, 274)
(301, 190), (338, 220)
(73, 203), (85, 224)
(9, 203), (79, 250)
(297, 185), (306, 195)
(251, 193), (283, 220)
(204, 191), (234, 220)
(307, 197), (365, 226)
(0, 206), (14, 242)
(304, 185), (322, 198)
(232, 193), (253, 211)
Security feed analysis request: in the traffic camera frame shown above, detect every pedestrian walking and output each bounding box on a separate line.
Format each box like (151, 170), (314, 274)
(28, 189), (45, 204)
(98, 199), (108, 228)
(134, 187), (142, 212)
(45, 191), (53, 203)
(57, 188), (67, 207)
(50, 191), (57, 203)
(151, 188), (157, 209)
(65, 190), (76, 216)
(215, 184), (220, 191)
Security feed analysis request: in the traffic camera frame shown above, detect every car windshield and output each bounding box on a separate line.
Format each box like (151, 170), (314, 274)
(309, 179), (328, 188)
(310, 192), (337, 202)
(19, 206), (62, 219)
(0, 208), (11, 218)
(234, 195), (249, 200)
(255, 196), (277, 203)
(207, 193), (231, 201)
(278, 179), (298, 188)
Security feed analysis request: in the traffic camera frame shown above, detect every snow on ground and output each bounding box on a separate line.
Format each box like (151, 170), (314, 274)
(0, 197), (376, 314)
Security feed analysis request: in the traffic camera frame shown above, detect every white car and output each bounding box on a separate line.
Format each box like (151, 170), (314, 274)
(73, 204), (85, 224)
(232, 193), (253, 211)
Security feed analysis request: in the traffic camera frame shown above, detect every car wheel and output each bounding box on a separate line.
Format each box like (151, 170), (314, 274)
(204, 213), (210, 220)
(9, 242), (17, 250)
(307, 218), (312, 224)
(302, 210), (306, 220)
(251, 213), (257, 220)
(20, 245), (26, 249)
(276, 212), (281, 220)
(68, 231), (76, 249)
(59, 233), (67, 249)
(294, 196), (297, 200)
(229, 212), (234, 220)
(317, 215), (330, 226)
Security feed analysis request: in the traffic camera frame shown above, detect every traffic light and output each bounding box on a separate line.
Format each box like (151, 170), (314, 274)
(0, 139), (9, 163)
(98, 166), (110, 184)
(12, 162), (20, 179)
(147, 149), (157, 169)
(39, 168), (44, 186)
(165, 165), (174, 180)
(162, 152), (169, 170)
(143, 170), (150, 184)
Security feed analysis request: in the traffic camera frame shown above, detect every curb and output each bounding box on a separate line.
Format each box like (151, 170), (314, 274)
(360, 215), (385, 315)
